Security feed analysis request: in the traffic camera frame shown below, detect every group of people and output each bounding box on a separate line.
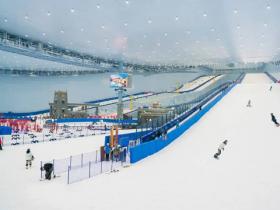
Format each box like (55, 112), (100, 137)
(104, 144), (127, 162)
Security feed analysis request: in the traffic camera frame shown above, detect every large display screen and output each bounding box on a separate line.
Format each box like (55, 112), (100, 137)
(110, 73), (131, 88)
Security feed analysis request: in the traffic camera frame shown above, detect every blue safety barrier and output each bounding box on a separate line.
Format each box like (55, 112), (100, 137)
(129, 83), (236, 163)
(104, 130), (151, 147)
(265, 72), (278, 83)
(48, 118), (138, 125)
(0, 126), (12, 135)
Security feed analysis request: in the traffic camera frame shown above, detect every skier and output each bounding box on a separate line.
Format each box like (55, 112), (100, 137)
(247, 100), (251, 107)
(25, 148), (34, 169)
(271, 113), (279, 126)
(269, 86), (272, 91)
(41, 163), (53, 180)
(0, 137), (3, 150)
(214, 140), (228, 159)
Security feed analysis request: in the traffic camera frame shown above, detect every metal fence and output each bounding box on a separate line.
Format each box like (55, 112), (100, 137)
(41, 150), (102, 177)
(67, 156), (128, 184)
(41, 148), (130, 184)
(3, 128), (108, 147)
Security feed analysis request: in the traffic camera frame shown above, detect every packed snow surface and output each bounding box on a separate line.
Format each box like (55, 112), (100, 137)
(1, 73), (280, 210)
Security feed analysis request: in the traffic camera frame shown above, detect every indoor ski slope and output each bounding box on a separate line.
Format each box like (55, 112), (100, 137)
(1, 73), (280, 210)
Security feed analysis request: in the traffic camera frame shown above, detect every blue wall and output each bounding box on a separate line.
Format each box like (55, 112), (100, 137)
(129, 84), (236, 163)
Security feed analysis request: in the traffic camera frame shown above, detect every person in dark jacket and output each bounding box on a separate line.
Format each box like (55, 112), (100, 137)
(0, 137), (3, 150)
(162, 129), (168, 140)
(41, 163), (54, 180)
(271, 113), (279, 126)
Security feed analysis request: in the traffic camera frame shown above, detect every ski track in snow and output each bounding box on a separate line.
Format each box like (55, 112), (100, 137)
(1, 73), (280, 210)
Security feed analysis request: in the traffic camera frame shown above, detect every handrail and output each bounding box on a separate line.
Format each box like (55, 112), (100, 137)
(265, 72), (278, 83)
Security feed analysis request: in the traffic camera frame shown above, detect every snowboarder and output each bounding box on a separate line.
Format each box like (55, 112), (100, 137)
(25, 148), (34, 169)
(247, 100), (251, 107)
(41, 163), (53, 180)
(0, 137), (3, 150)
(271, 113), (279, 126)
(214, 140), (228, 159)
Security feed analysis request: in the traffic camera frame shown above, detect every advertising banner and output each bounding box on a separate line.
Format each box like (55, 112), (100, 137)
(110, 73), (131, 88)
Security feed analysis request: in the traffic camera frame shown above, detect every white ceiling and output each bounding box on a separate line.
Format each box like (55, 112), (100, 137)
(0, 0), (280, 65)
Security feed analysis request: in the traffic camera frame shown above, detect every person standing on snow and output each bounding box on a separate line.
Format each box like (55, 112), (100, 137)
(0, 137), (3, 150)
(271, 113), (279, 126)
(41, 163), (53, 180)
(104, 143), (111, 161)
(25, 148), (34, 169)
(247, 100), (251, 107)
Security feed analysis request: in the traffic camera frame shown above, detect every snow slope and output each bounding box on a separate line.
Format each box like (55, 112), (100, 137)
(1, 73), (280, 210)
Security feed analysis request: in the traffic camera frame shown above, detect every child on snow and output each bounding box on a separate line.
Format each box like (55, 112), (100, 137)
(25, 148), (34, 169)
